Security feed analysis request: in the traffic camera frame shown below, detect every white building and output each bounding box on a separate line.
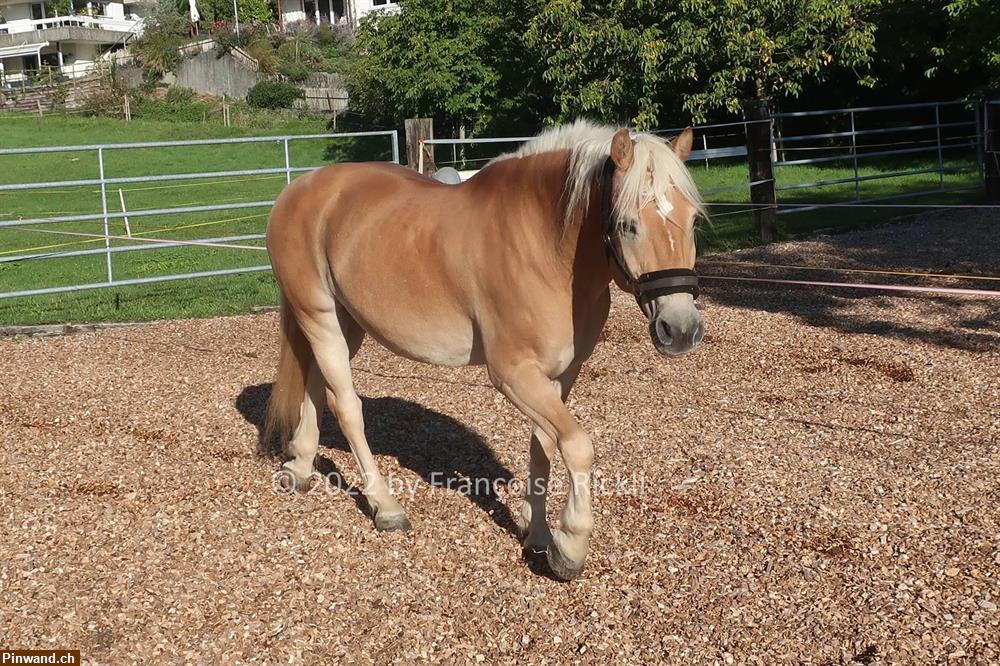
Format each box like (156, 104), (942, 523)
(277, 0), (399, 29)
(0, 0), (143, 86)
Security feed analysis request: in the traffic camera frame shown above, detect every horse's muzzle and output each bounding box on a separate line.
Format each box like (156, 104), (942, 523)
(648, 297), (704, 356)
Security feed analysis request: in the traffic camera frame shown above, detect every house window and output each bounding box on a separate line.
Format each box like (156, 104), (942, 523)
(31, 3), (45, 20)
(373, 0), (389, 5)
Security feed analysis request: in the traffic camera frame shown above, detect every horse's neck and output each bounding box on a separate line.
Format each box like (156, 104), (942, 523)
(555, 154), (611, 292)
(520, 150), (613, 295)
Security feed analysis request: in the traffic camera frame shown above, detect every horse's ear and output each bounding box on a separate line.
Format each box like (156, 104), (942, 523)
(672, 127), (694, 161)
(610, 128), (634, 171)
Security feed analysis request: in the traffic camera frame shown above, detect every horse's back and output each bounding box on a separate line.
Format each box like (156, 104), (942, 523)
(267, 161), (486, 366)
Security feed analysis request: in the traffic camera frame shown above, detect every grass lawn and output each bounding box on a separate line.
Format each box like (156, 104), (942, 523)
(0, 114), (393, 325)
(0, 114), (984, 326)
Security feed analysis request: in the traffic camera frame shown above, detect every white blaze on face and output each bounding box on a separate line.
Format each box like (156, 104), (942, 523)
(642, 184), (675, 249)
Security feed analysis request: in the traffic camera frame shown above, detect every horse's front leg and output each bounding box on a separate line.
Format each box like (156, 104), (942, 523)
(518, 425), (555, 551)
(493, 362), (594, 580)
(517, 365), (583, 553)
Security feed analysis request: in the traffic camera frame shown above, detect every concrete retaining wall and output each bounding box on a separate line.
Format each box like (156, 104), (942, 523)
(296, 71), (348, 112)
(174, 49), (262, 100)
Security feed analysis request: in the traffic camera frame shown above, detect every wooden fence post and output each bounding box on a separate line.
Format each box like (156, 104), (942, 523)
(405, 118), (433, 172)
(985, 101), (1000, 201)
(745, 99), (777, 243)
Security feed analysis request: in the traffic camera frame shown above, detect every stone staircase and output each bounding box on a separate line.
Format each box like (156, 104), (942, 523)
(0, 73), (104, 113)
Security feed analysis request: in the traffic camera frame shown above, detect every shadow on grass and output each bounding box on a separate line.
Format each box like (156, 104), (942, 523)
(235, 383), (518, 536)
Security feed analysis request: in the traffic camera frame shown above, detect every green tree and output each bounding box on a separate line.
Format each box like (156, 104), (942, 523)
(237, 0), (272, 23)
(528, 0), (882, 127)
(191, 0), (273, 24)
(525, 1), (671, 128)
(45, 0), (71, 17)
(667, 0), (880, 120)
(131, 0), (189, 79)
(196, 0), (235, 22)
(345, 0), (546, 135)
(932, 0), (1000, 93)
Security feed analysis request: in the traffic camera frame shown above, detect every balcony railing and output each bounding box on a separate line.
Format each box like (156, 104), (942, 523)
(0, 14), (143, 36)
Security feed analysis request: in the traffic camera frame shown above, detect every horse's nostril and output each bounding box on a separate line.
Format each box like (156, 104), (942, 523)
(656, 319), (673, 346)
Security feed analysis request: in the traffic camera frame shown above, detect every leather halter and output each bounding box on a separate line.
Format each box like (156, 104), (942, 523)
(599, 157), (699, 306)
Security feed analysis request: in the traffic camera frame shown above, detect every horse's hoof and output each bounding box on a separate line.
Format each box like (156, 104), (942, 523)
(521, 529), (552, 553)
(274, 466), (310, 494)
(546, 542), (585, 581)
(374, 512), (412, 532)
(514, 514), (530, 540)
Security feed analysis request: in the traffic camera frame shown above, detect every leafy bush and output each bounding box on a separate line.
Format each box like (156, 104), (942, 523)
(243, 38), (279, 73)
(129, 86), (215, 122)
(210, 20), (280, 73)
(165, 85), (195, 104)
(278, 60), (311, 82)
(315, 25), (349, 52)
(247, 81), (304, 108)
(311, 24), (352, 72)
(79, 84), (127, 117)
(238, 0), (273, 23)
(130, 0), (188, 80)
(210, 19), (349, 82)
(210, 19), (245, 52)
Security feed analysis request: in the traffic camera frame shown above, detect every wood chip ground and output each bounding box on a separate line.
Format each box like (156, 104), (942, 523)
(1, 212), (997, 663)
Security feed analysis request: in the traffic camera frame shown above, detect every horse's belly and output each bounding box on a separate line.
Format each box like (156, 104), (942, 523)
(347, 299), (481, 367)
(382, 320), (482, 367)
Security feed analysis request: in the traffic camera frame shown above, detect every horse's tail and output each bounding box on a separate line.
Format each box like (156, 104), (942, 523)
(263, 297), (312, 453)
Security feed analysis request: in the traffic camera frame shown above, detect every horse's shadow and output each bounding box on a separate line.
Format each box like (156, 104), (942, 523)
(235, 384), (519, 536)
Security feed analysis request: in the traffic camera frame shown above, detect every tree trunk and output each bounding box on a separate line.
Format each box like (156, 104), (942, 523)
(986, 102), (1000, 201)
(745, 98), (777, 243)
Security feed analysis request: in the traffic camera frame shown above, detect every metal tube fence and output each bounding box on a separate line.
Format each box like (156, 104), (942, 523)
(0, 130), (399, 300)
(772, 100), (988, 214)
(0, 234), (267, 265)
(419, 102), (991, 236)
(419, 122), (754, 179)
(2, 100), (995, 306)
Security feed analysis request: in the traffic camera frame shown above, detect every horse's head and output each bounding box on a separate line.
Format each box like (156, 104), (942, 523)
(604, 127), (705, 356)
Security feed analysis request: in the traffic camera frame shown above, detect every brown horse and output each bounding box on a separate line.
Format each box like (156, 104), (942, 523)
(264, 120), (706, 580)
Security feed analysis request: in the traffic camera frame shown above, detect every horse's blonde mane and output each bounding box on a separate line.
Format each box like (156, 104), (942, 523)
(493, 119), (706, 227)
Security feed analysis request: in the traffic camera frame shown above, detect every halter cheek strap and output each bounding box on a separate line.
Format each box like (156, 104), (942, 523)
(600, 157), (699, 307)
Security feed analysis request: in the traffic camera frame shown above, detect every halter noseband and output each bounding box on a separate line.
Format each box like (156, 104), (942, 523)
(599, 158), (699, 306)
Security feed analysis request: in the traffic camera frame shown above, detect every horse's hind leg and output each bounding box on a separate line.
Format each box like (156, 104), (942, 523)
(281, 361), (325, 488)
(299, 305), (410, 531)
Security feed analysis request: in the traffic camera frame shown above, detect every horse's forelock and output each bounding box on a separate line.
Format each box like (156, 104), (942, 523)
(613, 134), (707, 228)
